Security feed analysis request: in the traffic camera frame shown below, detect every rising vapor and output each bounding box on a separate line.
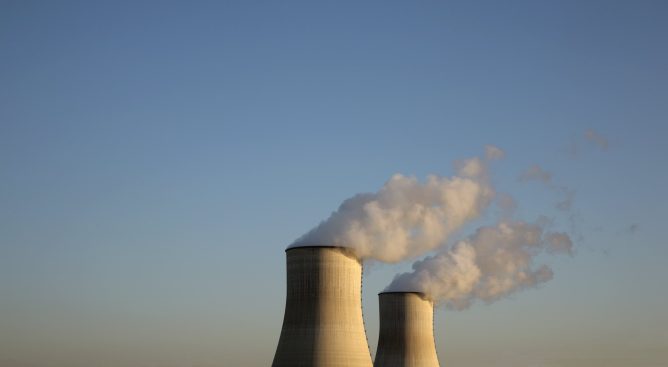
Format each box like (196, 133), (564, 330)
(290, 145), (576, 308)
(386, 220), (572, 309)
(290, 153), (497, 262)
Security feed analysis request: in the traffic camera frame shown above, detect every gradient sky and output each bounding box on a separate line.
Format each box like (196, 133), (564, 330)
(1, 1), (667, 366)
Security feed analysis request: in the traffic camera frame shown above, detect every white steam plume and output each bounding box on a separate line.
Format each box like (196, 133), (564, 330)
(386, 220), (572, 309)
(290, 152), (499, 262)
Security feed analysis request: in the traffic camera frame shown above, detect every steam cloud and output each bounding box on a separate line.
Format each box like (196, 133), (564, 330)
(291, 145), (575, 307)
(290, 155), (495, 262)
(386, 220), (572, 309)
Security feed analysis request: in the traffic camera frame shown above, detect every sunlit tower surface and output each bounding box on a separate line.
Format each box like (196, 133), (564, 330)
(374, 292), (440, 367)
(272, 246), (373, 367)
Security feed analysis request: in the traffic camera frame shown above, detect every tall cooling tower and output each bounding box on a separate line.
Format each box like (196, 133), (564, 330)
(374, 292), (440, 367)
(272, 246), (373, 367)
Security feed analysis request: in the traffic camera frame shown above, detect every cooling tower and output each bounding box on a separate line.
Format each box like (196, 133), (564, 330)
(373, 292), (440, 367)
(272, 246), (373, 367)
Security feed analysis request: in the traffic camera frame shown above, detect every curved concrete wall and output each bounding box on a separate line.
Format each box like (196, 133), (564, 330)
(374, 292), (440, 367)
(272, 246), (373, 367)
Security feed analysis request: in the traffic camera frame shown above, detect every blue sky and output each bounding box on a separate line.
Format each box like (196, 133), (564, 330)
(1, 1), (667, 366)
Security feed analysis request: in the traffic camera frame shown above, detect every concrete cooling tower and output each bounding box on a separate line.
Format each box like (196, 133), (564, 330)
(272, 246), (373, 367)
(373, 292), (440, 367)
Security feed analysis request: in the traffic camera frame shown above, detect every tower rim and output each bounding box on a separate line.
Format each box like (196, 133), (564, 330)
(378, 291), (427, 297)
(285, 245), (353, 252)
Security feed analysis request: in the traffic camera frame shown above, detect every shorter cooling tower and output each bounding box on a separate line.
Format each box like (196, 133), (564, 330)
(272, 246), (373, 367)
(374, 292), (440, 367)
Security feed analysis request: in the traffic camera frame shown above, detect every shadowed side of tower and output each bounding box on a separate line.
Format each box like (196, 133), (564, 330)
(374, 292), (440, 367)
(272, 246), (373, 367)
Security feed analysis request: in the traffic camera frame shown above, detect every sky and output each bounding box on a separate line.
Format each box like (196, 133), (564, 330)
(1, 1), (667, 366)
